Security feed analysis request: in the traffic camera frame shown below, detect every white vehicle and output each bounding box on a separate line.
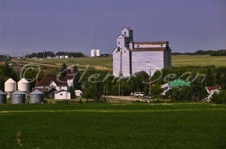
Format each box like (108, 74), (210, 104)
(134, 92), (144, 97)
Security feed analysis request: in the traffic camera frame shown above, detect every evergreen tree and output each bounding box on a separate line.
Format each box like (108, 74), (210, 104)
(59, 63), (67, 78)
(72, 65), (82, 90)
(204, 67), (214, 86)
(68, 86), (76, 99)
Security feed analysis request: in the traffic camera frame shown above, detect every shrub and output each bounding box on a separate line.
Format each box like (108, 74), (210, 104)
(211, 90), (226, 104)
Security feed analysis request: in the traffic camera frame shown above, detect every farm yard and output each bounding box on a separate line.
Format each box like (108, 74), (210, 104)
(0, 103), (226, 149)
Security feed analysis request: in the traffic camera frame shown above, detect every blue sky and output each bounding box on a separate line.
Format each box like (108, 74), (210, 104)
(0, 0), (226, 56)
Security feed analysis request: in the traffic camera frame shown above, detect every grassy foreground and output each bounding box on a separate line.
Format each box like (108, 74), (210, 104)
(0, 103), (226, 149)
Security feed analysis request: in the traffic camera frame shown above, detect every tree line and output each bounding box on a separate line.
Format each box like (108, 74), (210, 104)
(25, 51), (86, 58)
(81, 66), (226, 102)
(172, 49), (226, 56)
(0, 55), (11, 62)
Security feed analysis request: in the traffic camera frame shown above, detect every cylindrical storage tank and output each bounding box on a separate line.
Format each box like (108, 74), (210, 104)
(18, 78), (30, 92)
(30, 90), (44, 104)
(91, 49), (96, 57)
(0, 90), (6, 104)
(11, 91), (26, 104)
(4, 78), (16, 92)
(96, 49), (100, 56)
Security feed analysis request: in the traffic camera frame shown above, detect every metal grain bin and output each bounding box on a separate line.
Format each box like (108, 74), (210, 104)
(0, 90), (6, 104)
(30, 90), (44, 104)
(11, 91), (26, 104)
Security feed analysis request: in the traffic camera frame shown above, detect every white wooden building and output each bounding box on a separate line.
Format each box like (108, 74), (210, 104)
(54, 90), (71, 100)
(34, 69), (74, 99)
(113, 27), (172, 77)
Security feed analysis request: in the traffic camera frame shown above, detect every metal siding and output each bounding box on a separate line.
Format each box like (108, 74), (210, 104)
(113, 47), (131, 77)
(30, 94), (44, 104)
(11, 94), (26, 104)
(113, 48), (120, 77)
(0, 94), (6, 104)
(132, 51), (164, 76)
(121, 48), (130, 76)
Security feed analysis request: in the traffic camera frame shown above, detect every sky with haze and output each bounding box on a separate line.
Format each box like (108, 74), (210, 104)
(0, 0), (226, 56)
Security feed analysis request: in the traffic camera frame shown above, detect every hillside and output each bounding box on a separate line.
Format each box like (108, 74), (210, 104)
(6, 55), (226, 77)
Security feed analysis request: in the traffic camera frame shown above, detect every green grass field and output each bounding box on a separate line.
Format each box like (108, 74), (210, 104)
(172, 55), (226, 67)
(0, 103), (226, 149)
(27, 57), (113, 70)
(26, 55), (226, 71)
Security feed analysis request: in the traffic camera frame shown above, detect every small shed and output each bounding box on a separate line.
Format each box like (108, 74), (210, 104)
(75, 90), (82, 97)
(30, 90), (44, 104)
(0, 90), (6, 104)
(11, 91), (26, 104)
(54, 90), (71, 100)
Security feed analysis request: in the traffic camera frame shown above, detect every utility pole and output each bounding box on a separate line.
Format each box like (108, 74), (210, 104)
(149, 68), (151, 95)
(145, 61), (152, 96)
(119, 81), (121, 96)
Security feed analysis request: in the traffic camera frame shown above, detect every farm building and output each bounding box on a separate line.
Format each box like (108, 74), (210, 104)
(75, 90), (82, 97)
(169, 79), (191, 88)
(54, 90), (71, 100)
(161, 79), (191, 95)
(203, 85), (221, 102)
(113, 27), (171, 77)
(34, 69), (75, 99)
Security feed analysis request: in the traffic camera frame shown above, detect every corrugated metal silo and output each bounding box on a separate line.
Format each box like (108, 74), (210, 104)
(11, 91), (26, 104)
(18, 78), (30, 92)
(30, 90), (44, 104)
(0, 90), (6, 104)
(96, 49), (100, 56)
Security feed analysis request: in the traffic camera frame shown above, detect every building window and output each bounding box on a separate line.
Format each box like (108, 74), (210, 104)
(60, 94), (63, 96)
(137, 45), (139, 48)
(124, 32), (126, 35)
(118, 42), (120, 45)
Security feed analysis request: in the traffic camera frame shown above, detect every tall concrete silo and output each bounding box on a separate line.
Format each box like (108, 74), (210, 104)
(96, 49), (101, 56)
(30, 90), (44, 104)
(11, 91), (26, 104)
(0, 90), (6, 104)
(4, 78), (16, 99)
(18, 78), (30, 94)
(91, 49), (96, 57)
